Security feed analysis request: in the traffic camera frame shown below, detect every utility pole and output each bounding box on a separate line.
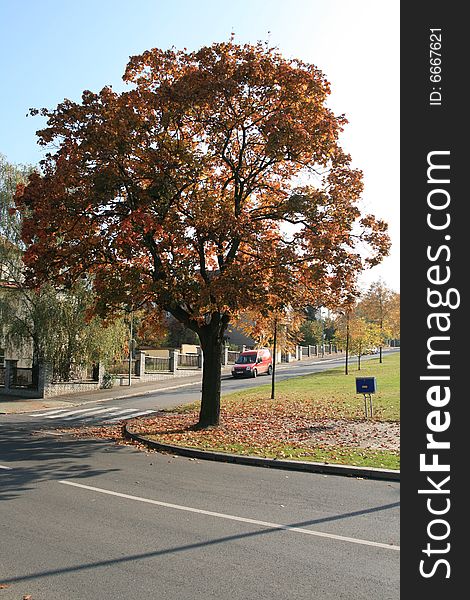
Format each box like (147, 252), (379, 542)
(128, 310), (133, 386)
(271, 316), (277, 400)
(320, 307), (325, 357)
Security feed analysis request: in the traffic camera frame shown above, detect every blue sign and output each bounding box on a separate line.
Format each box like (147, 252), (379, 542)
(355, 377), (377, 394)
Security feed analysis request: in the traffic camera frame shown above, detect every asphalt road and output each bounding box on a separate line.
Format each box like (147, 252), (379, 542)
(0, 350), (400, 599)
(0, 426), (399, 600)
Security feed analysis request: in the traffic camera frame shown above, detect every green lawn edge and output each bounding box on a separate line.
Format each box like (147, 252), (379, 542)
(143, 352), (400, 470)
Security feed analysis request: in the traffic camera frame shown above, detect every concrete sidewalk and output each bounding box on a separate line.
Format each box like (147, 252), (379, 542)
(0, 372), (206, 414)
(0, 353), (347, 415)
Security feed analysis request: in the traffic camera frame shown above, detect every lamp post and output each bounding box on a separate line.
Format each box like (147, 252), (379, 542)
(128, 310), (134, 387)
(321, 308), (325, 357)
(317, 306), (325, 358)
(271, 315), (278, 400)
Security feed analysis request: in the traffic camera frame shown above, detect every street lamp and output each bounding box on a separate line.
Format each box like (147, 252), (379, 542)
(127, 308), (134, 387)
(317, 306), (325, 358)
(271, 315), (278, 400)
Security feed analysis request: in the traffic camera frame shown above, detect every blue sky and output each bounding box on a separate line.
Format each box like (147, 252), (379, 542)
(0, 0), (400, 291)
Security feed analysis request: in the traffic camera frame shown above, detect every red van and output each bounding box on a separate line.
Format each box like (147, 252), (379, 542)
(231, 348), (273, 378)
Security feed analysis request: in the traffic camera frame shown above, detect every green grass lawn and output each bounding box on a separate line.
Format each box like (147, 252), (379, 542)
(137, 352), (400, 470)
(222, 352), (400, 421)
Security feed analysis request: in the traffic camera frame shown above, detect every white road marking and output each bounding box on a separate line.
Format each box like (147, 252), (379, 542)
(59, 480), (400, 551)
(104, 410), (155, 422)
(46, 407), (101, 419)
(101, 408), (149, 416)
(32, 409), (71, 417)
(28, 406), (156, 423)
(0, 464), (12, 470)
(61, 407), (124, 420)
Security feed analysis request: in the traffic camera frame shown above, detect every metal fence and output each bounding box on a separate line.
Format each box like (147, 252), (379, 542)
(10, 367), (34, 388)
(177, 353), (199, 368)
(107, 359), (138, 376)
(145, 356), (170, 372)
(0, 365), (4, 386)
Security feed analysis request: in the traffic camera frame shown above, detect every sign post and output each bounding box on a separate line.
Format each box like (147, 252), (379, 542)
(355, 377), (377, 418)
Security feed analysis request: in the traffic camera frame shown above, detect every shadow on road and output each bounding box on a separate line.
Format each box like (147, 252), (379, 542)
(0, 496), (400, 586)
(0, 426), (122, 501)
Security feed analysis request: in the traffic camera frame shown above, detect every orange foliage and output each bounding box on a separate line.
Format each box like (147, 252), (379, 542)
(15, 41), (390, 425)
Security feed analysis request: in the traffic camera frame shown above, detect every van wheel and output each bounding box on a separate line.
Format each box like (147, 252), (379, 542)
(252, 369), (257, 378)
(267, 365), (272, 375)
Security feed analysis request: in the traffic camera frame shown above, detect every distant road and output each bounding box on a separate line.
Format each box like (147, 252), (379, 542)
(2, 349), (399, 428)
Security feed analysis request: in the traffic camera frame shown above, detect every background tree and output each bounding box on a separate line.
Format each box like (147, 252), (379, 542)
(1, 155), (128, 382)
(332, 291), (358, 375)
(164, 316), (200, 349)
(347, 316), (381, 370)
(236, 300), (304, 399)
(42, 282), (129, 381)
(1, 154), (31, 280)
(0, 275), (129, 383)
(386, 292), (400, 343)
(239, 305), (303, 353)
(16, 41), (390, 427)
(357, 279), (399, 362)
(1, 154), (30, 244)
(298, 307), (336, 349)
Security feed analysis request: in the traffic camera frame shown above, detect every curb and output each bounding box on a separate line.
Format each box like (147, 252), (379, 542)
(123, 424), (400, 482)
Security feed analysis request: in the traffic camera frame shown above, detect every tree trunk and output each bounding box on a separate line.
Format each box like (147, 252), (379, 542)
(344, 314), (350, 375)
(197, 315), (227, 428)
(31, 337), (42, 389)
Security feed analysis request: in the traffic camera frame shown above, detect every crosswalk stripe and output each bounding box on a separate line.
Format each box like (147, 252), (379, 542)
(32, 409), (70, 417)
(46, 407), (102, 419)
(104, 410), (155, 422)
(28, 406), (157, 422)
(61, 407), (123, 420)
(99, 408), (146, 416)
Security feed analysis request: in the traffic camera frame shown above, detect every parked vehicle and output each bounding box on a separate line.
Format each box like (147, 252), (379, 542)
(231, 348), (273, 378)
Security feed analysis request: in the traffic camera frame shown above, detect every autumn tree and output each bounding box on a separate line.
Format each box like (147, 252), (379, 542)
(16, 41), (390, 427)
(357, 279), (399, 362)
(331, 291), (359, 375)
(1, 280), (129, 381)
(1, 154), (32, 278)
(1, 155), (128, 382)
(347, 316), (381, 370)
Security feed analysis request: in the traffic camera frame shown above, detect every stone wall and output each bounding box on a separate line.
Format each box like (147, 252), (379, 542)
(43, 380), (100, 398)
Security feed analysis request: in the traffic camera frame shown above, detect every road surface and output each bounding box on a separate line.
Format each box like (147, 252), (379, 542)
(0, 350), (400, 599)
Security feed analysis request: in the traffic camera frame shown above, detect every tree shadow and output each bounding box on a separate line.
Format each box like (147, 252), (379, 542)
(0, 499), (400, 586)
(0, 426), (122, 501)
